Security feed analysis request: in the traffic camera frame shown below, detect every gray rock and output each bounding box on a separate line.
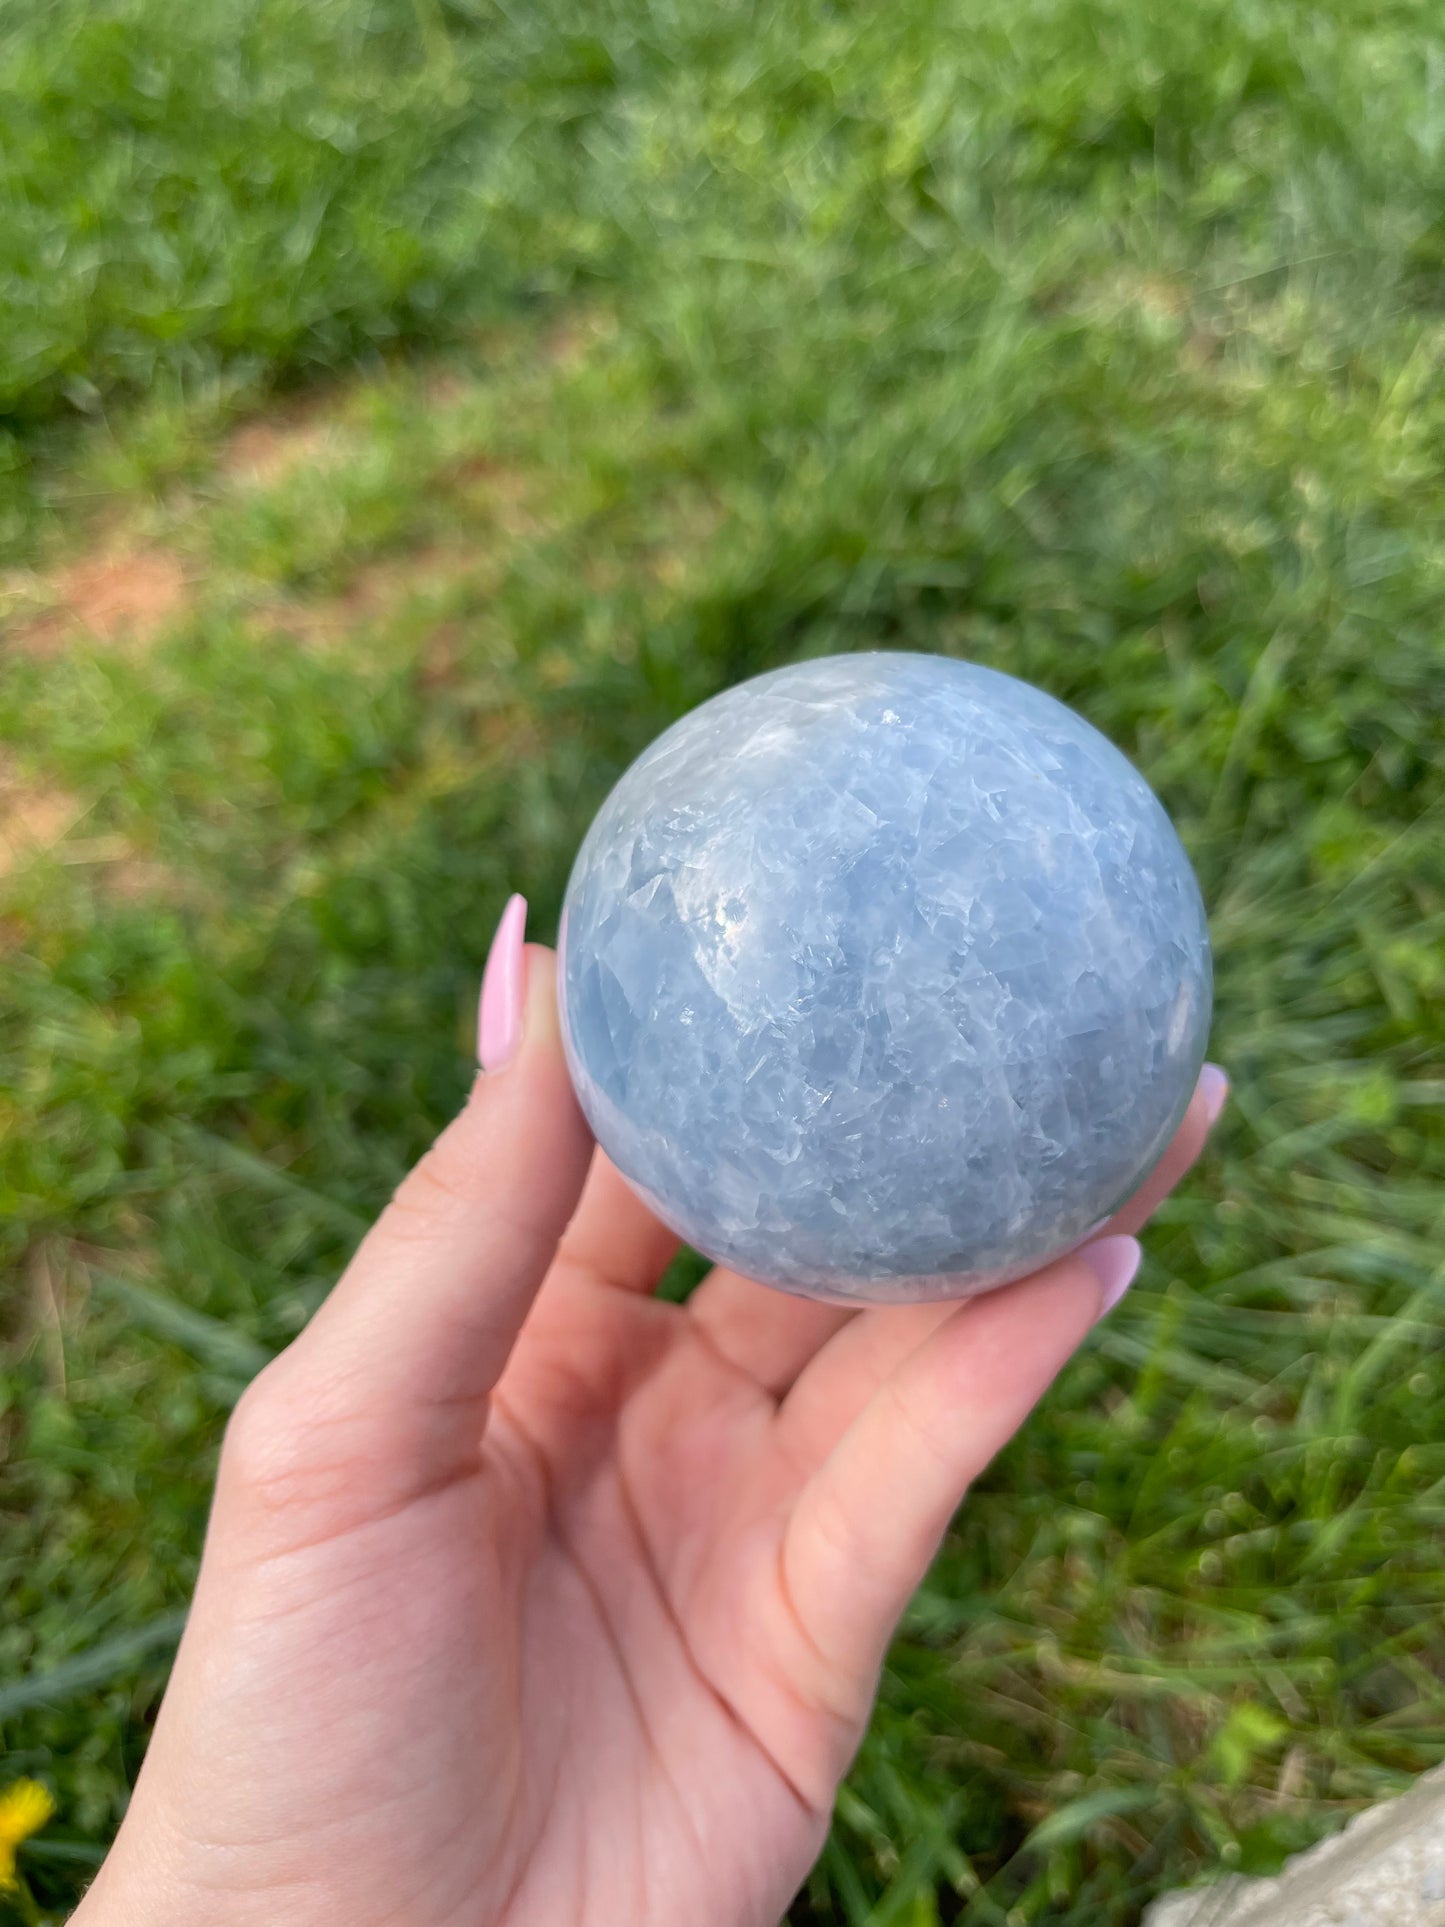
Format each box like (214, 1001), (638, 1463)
(1145, 1765), (1445, 1927)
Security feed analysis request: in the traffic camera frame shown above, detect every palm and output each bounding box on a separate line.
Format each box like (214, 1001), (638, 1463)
(126, 1200), (1082, 1927)
(131, 1243), (866, 1927)
(82, 956), (1217, 1927)
(478, 1266), (845, 1927)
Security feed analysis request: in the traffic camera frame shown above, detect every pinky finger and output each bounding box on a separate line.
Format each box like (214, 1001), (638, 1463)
(779, 1246), (1126, 1691)
(1106, 1062), (1228, 1237)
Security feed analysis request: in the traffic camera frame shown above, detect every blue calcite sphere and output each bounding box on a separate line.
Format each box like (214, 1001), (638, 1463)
(558, 653), (1211, 1303)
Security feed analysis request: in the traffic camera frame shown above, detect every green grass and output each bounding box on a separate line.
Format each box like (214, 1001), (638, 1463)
(3, 0), (1444, 1919)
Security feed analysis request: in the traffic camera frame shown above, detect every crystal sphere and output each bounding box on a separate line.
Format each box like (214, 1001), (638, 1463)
(558, 652), (1211, 1303)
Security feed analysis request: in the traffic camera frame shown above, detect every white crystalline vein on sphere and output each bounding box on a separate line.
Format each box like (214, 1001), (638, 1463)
(559, 652), (1213, 1303)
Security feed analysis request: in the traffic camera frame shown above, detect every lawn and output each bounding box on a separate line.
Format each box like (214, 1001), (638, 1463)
(2, 0), (1444, 1919)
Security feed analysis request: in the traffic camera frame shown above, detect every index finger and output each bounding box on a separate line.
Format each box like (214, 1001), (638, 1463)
(241, 940), (593, 1532)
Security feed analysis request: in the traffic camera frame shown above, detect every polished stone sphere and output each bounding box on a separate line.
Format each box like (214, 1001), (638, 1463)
(558, 652), (1212, 1303)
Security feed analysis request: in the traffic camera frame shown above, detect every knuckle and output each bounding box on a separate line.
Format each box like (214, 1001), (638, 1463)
(386, 1097), (502, 1225)
(776, 1523), (870, 1735)
(222, 1371), (296, 1484)
(394, 1142), (477, 1217)
(221, 1366), (338, 1516)
(879, 1375), (959, 1482)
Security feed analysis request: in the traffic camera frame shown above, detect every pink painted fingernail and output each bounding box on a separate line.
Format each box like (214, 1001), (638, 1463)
(478, 894), (527, 1072)
(1198, 1062), (1229, 1126)
(1080, 1235), (1142, 1319)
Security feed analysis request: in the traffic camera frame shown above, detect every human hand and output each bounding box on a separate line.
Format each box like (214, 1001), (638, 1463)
(76, 899), (1225, 1927)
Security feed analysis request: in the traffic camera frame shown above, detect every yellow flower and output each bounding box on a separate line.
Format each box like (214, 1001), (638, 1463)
(0, 1780), (55, 1891)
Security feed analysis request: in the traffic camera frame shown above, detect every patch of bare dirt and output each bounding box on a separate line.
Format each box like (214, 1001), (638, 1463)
(251, 542), (487, 652)
(0, 778), (88, 879)
(448, 455), (549, 541)
(7, 548), (189, 658)
(222, 409), (349, 487)
(423, 367), (474, 410)
(0, 763), (194, 912)
(1124, 273), (1191, 320)
(103, 855), (192, 903)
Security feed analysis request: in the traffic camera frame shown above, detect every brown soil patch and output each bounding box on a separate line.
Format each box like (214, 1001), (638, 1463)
(0, 764), (192, 909)
(0, 780), (88, 879)
(417, 620), (465, 691)
(103, 855), (192, 903)
(251, 542), (488, 652)
(424, 367), (474, 410)
(1127, 273), (1191, 320)
(222, 412), (348, 487)
(8, 548), (189, 658)
(448, 455), (548, 539)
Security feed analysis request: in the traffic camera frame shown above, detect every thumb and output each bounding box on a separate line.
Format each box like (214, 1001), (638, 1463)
(224, 898), (593, 1530)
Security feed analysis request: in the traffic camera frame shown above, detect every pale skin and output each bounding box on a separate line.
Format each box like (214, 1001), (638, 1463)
(76, 945), (1222, 1927)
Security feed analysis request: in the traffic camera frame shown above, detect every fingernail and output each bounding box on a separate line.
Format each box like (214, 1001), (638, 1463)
(1080, 1234), (1142, 1319)
(1198, 1062), (1229, 1127)
(478, 894), (527, 1072)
